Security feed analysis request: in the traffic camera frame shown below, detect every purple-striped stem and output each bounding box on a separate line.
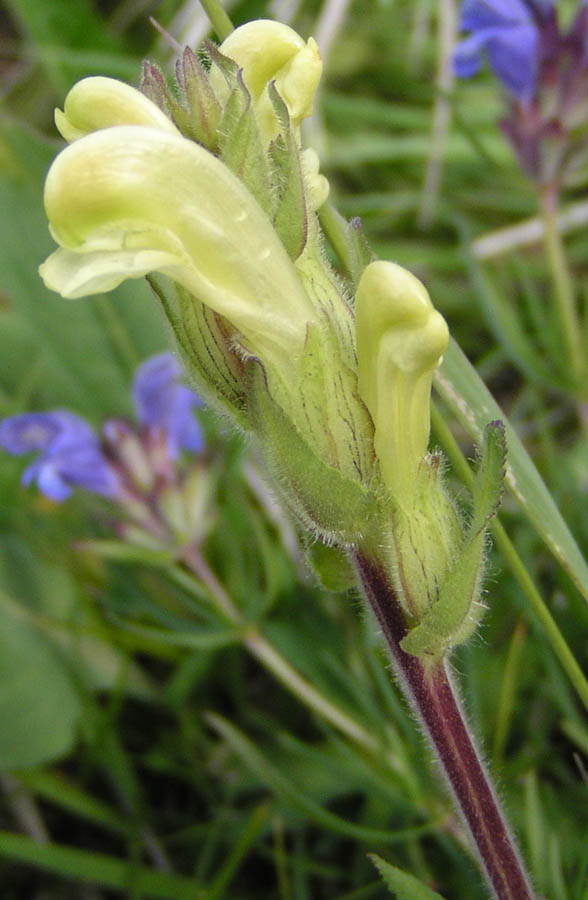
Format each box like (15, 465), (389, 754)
(353, 551), (535, 900)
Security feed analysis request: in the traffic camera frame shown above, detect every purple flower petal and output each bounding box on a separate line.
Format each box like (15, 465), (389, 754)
(454, 0), (543, 98)
(133, 353), (183, 428)
(0, 409), (100, 457)
(460, 0), (533, 31)
(484, 23), (539, 98)
(167, 385), (205, 455)
(0, 409), (120, 501)
(35, 463), (74, 502)
(133, 353), (204, 458)
(453, 32), (487, 78)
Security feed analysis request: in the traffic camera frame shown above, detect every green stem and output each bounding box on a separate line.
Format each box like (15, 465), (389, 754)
(198, 0), (234, 40)
(539, 187), (585, 385)
(431, 403), (588, 714)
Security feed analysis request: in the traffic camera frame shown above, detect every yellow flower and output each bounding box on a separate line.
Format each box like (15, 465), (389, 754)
(40, 94), (315, 372)
(211, 20), (322, 145)
(54, 75), (179, 143)
(355, 261), (449, 503)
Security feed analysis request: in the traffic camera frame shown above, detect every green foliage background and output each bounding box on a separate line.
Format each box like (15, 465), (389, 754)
(0, 1), (587, 898)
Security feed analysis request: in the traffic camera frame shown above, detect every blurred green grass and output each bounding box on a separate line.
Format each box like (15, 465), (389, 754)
(0, 1), (587, 898)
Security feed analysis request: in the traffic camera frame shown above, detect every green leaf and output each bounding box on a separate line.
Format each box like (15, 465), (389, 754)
(0, 593), (80, 769)
(0, 830), (198, 899)
(17, 770), (129, 837)
(306, 542), (357, 592)
(148, 274), (248, 426)
(434, 338), (588, 603)
(112, 620), (243, 651)
(207, 713), (434, 845)
(459, 230), (560, 389)
(218, 72), (271, 215)
(176, 47), (222, 150)
(470, 420), (506, 533)
(268, 83), (308, 259)
(346, 216), (376, 289)
(369, 854), (447, 899)
(401, 422), (506, 658)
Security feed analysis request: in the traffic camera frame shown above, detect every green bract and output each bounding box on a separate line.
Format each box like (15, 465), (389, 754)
(39, 19), (502, 662)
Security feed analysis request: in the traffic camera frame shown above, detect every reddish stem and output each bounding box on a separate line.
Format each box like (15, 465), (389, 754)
(353, 552), (535, 900)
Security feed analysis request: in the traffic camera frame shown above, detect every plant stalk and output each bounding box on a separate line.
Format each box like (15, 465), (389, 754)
(352, 551), (535, 900)
(198, 0), (234, 40)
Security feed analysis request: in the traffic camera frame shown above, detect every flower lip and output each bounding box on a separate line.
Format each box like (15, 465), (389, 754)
(216, 20), (308, 99)
(210, 19), (322, 143)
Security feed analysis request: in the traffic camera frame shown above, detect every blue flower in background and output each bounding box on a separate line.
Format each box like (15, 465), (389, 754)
(0, 410), (120, 501)
(453, 0), (550, 100)
(132, 353), (204, 459)
(0, 354), (204, 503)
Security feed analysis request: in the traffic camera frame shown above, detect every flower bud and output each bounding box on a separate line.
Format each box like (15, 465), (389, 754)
(355, 260), (449, 504)
(210, 20), (322, 144)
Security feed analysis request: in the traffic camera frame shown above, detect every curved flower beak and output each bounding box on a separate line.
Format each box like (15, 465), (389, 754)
(355, 261), (449, 503)
(39, 124), (316, 368)
(55, 75), (180, 143)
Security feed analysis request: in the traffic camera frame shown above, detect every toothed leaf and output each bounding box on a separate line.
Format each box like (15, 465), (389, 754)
(176, 46), (222, 150)
(471, 420), (506, 535)
(401, 422), (506, 660)
(268, 83), (308, 259)
(218, 71), (271, 214)
(370, 854), (448, 900)
(148, 273), (248, 427)
(347, 216), (376, 291)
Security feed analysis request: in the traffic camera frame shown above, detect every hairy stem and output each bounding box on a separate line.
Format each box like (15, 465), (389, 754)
(353, 551), (535, 900)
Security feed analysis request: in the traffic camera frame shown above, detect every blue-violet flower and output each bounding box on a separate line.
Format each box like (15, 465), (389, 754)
(132, 353), (203, 459)
(453, 0), (550, 100)
(0, 410), (120, 501)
